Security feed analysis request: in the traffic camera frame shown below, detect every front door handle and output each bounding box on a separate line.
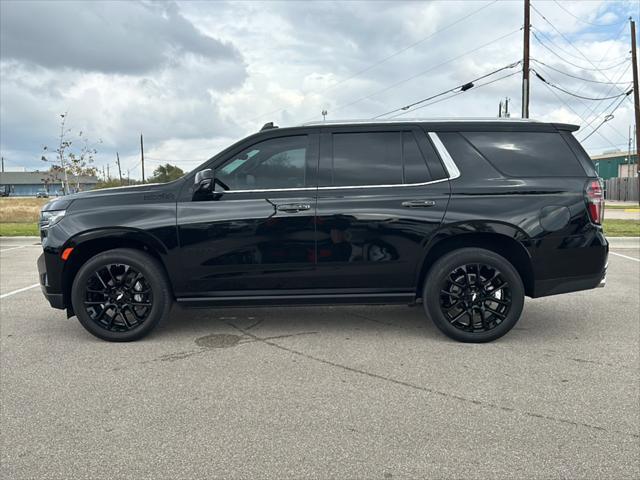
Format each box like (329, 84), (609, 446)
(402, 200), (436, 208)
(276, 203), (312, 213)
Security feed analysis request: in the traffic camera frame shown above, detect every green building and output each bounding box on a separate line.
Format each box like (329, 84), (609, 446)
(591, 151), (638, 180)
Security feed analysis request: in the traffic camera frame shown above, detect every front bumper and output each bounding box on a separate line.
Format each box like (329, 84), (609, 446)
(37, 253), (65, 309)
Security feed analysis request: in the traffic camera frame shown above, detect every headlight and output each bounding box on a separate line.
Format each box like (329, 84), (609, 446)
(40, 210), (66, 229)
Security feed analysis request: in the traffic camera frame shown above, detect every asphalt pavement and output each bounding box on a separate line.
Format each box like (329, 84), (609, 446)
(1, 237), (638, 479)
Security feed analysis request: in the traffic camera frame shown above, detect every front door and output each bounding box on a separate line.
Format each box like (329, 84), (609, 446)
(175, 132), (319, 298)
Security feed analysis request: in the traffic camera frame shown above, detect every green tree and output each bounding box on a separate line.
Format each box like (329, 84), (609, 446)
(148, 163), (185, 183)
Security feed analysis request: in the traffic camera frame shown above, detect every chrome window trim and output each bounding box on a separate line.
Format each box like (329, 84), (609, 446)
(428, 132), (461, 180)
(224, 177), (450, 194)
(221, 131), (461, 194)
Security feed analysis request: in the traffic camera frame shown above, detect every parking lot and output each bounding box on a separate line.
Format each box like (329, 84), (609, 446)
(1, 237), (638, 479)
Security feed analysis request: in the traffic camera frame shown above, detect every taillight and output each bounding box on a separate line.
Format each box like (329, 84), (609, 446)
(585, 179), (604, 225)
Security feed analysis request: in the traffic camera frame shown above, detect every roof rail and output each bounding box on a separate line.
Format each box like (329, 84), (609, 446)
(260, 122), (278, 131)
(300, 117), (542, 126)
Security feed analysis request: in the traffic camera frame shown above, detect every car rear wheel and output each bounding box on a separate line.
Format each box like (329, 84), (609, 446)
(423, 248), (524, 343)
(71, 248), (172, 342)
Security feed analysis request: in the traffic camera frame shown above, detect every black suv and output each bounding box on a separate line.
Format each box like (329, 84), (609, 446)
(37, 119), (607, 342)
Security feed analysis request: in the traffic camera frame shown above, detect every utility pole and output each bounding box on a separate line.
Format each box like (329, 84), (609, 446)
(1, 156), (4, 173)
(58, 112), (70, 195)
(498, 100), (503, 117)
(630, 18), (639, 204)
(116, 152), (123, 185)
(522, 0), (530, 118)
(127, 169), (130, 185)
(102, 165), (106, 181)
(107, 164), (110, 180)
(140, 133), (145, 183)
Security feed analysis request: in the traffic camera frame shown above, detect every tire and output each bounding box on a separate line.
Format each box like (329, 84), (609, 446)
(71, 248), (172, 342)
(423, 248), (524, 343)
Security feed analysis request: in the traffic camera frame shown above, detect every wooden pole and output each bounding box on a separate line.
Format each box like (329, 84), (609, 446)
(629, 19), (639, 204)
(522, 0), (530, 118)
(140, 134), (145, 183)
(116, 152), (123, 185)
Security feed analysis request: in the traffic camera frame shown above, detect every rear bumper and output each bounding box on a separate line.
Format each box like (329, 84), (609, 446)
(532, 266), (607, 298)
(37, 253), (65, 310)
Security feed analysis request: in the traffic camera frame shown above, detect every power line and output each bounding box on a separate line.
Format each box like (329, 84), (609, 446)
(246, 0), (500, 124)
(531, 2), (628, 96)
(532, 70), (632, 101)
(552, 0), (628, 28)
(303, 26), (522, 122)
(375, 61), (521, 118)
(576, 61), (632, 133)
(530, 27), (629, 65)
(531, 30), (630, 71)
(533, 62), (630, 142)
(534, 75), (623, 149)
(530, 58), (631, 85)
(580, 92), (632, 141)
(388, 70), (521, 118)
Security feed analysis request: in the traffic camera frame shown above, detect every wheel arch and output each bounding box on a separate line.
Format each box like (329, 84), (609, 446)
(416, 228), (535, 298)
(61, 228), (173, 315)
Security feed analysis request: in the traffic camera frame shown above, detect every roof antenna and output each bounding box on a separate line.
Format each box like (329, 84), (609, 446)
(321, 110), (327, 121)
(260, 122), (278, 131)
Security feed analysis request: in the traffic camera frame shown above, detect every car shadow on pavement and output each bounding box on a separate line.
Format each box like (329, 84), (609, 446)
(151, 301), (578, 344)
(156, 304), (438, 340)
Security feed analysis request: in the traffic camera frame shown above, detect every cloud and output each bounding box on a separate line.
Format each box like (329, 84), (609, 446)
(0, 0), (240, 74)
(0, 0), (636, 177)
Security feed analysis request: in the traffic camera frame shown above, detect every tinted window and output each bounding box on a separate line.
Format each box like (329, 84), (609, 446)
(462, 131), (584, 177)
(217, 135), (309, 190)
(403, 131), (430, 184)
(330, 132), (401, 186)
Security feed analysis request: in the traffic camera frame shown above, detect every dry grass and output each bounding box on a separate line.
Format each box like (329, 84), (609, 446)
(0, 197), (49, 223)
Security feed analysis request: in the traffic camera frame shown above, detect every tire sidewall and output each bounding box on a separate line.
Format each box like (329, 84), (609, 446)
(71, 249), (171, 342)
(424, 248), (524, 343)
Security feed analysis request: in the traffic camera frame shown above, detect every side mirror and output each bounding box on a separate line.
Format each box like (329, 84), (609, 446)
(194, 168), (214, 193)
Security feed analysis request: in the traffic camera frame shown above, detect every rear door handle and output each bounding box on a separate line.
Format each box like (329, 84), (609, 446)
(402, 200), (436, 208)
(276, 203), (312, 213)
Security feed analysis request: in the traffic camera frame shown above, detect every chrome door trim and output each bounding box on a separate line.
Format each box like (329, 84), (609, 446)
(427, 132), (461, 180)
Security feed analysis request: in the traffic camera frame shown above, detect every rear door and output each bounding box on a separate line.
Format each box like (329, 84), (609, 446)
(314, 125), (450, 293)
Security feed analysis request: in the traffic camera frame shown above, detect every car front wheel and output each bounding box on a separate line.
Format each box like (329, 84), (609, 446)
(423, 248), (525, 343)
(71, 248), (172, 342)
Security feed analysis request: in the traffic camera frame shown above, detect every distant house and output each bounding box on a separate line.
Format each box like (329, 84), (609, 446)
(591, 151), (638, 180)
(0, 171), (99, 196)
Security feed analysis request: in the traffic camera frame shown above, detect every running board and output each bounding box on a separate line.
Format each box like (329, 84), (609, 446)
(176, 292), (415, 308)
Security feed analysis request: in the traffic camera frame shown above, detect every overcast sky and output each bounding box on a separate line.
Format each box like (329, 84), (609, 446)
(0, 0), (637, 178)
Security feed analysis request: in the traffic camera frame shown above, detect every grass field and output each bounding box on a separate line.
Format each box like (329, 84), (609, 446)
(602, 219), (640, 237)
(0, 197), (48, 223)
(0, 197), (638, 237)
(605, 204), (640, 210)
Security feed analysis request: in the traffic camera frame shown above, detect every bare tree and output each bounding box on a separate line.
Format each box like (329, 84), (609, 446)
(42, 113), (100, 194)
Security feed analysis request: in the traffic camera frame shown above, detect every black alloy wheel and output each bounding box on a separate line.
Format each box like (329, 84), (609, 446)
(71, 248), (172, 342)
(83, 263), (153, 332)
(439, 263), (512, 333)
(424, 248), (524, 343)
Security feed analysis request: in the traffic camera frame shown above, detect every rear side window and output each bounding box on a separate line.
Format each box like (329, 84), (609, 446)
(403, 131), (431, 184)
(331, 132), (401, 186)
(462, 131), (585, 177)
(325, 131), (432, 187)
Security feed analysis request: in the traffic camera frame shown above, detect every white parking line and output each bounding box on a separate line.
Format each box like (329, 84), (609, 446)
(610, 251), (640, 262)
(0, 283), (40, 299)
(0, 246), (27, 253)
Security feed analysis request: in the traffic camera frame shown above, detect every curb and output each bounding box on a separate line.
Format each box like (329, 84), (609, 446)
(0, 236), (40, 240)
